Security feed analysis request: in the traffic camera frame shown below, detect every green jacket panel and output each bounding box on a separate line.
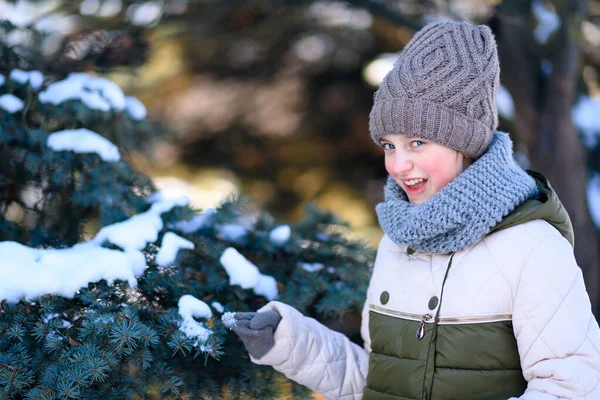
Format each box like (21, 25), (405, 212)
(430, 369), (526, 400)
(366, 311), (429, 399)
(365, 311), (526, 400)
(435, 321), (522, 370)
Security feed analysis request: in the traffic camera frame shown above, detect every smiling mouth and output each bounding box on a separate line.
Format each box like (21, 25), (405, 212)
(402, 178), (428, 194)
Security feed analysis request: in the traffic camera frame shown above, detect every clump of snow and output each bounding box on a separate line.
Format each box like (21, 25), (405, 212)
(363, 53), (395, 87)
(0, 241), (145, 304)
(219, 248), (259, 288)
(148, 196), (190, 214)
(1, 0), (60, 28)
(125, 96), (147, 120)
(146, 191), (191, 207)
(0, 75), (6, 86)
(98, 0), (122, 17)
(254, 275), (279, 301)
(92, 198), (187, 251)
(80, 0), (100, 15)
(587, 173), (600, 229)
(41, 313), (72, 328)
(10, 69), (44, 90)
(217, 224), (248, 243)
(573, 95), (600, 149)
(178, 294), (212, 349)
(178, 294), (212, 319)
(0, 94), (24, 113)
(327, 267), (335, 273)
(171, 208), (216, 233)
(47, 128), (121, 162)
(34, 14), (78, 35)
(300, 262), (324, 273)
(221, 311), (237, 330)
(211, 301), (224, 313)
(38, 73), (126, 112)
(43, 313), (59, 323)
(496, 85), (515, 120)
(127, 1), (163, 26)
(155, 232), (194, 267)
(270, 225), (291, 246)
(5, 29), (33, 48)
(308, 1), (372, 30)
(219, 247), (279, 301)
(532, 0), (560, 44)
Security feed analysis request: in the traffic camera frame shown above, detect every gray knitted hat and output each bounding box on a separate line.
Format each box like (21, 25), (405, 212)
(369, 21), (500, 159)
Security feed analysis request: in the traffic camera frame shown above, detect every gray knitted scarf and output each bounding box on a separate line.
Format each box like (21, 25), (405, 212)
(375, 132), (538, 254)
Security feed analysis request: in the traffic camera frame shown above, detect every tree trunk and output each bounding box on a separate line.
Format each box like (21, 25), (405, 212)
(495, 0), (600, 312)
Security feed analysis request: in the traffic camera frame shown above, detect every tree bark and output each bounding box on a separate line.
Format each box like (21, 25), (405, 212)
(495, 0), (600, 312)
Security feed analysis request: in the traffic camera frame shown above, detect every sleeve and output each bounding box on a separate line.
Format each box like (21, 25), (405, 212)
(250, 301), (369, 400)
(509, 234), (600, 400)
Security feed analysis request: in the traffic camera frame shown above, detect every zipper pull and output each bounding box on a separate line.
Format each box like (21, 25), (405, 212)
(416, 313), (433, 340)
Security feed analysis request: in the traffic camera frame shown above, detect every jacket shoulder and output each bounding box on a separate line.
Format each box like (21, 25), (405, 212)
(482, 219), (571, 266)
(486, 219), (565, 244)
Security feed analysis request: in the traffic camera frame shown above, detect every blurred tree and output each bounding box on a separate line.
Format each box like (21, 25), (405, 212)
(0, 16), (372, 399)
(491, 0), (600, 310)
(1, 0), (599, 320)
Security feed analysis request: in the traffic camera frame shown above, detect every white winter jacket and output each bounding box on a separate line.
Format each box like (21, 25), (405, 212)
(252, 218), (600, 399)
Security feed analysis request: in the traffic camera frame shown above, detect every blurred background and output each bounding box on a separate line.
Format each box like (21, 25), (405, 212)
(2, 0), (600, 307)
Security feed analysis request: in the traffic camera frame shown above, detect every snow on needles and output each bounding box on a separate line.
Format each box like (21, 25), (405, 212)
(39, 72), (125, 111)
(0, 196), (188, 304)
(171, 208), (216, 233)
(587, 173), (600, 229)
(300, 262), (324, 273)
(10, 69), (44, 89)
(221, 312), (237, 330)
(0, 241), (145, 304)
(211, 302), (224, 313)
(219, 248), (278, 301)
(47, 128), (121, 162)
(496, 85), (515, 120)
(0, 94), (24, 113)
(532, 0), (560, 44)
(92, 196), (189, 251)
(156, 232), (194, 267)
(573, 95), (600, 148)
(125, 96), (147, 120)
(178, 295), (212, 349)
(269, 225), (290, 246)
(38, 72), (146, 120)
(178, 294), (212, 319)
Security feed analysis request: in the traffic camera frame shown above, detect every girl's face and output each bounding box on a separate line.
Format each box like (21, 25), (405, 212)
(381, 135), (472, 204)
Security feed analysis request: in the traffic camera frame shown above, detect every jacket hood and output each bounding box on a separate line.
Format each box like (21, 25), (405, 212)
(490, 171), (574, 247)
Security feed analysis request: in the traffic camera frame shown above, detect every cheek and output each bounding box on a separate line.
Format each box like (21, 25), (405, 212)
(421, 156), (461, 187)
(384, 156), (395, 176)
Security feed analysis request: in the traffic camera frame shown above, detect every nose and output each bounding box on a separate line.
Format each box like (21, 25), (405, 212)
(391, 153), (414, 176)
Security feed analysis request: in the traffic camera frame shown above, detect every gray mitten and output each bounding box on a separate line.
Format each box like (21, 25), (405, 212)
(232, 310), (282, 359)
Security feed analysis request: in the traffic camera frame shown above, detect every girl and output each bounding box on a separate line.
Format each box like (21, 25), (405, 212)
(232, 21), (600, 399)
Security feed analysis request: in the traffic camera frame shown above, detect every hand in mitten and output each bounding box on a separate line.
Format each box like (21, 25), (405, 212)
(232, 311), (282, 359)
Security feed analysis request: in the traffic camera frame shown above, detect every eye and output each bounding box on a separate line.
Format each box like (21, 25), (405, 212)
(382, 143), (395, 150)
(410, 140), (425, 148)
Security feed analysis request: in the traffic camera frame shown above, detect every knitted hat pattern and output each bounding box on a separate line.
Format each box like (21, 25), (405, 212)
(369, 21), (500, 159)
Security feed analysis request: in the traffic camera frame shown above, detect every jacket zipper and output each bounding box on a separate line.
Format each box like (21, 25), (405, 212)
(416, 313), (434, 340)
